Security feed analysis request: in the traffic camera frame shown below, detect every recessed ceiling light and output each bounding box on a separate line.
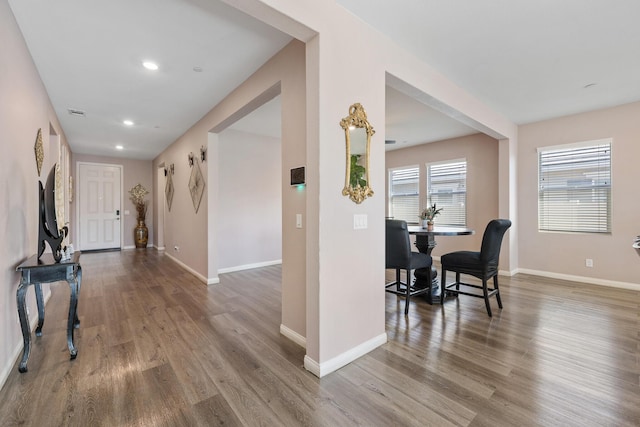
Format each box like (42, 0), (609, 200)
(143, 61), (159, 71)
(123, 120), (134, 126)
(115, 145), (124, 150)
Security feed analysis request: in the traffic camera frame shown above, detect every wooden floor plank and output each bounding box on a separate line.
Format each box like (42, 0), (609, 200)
(0, 250), (637, 426)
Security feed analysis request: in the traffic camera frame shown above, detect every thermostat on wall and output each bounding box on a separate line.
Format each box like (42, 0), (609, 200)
(290, 166), (305, 186)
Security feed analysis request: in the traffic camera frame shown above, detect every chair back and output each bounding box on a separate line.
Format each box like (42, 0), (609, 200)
(385, 219), (411, 269)
(480, 219), (512, 266)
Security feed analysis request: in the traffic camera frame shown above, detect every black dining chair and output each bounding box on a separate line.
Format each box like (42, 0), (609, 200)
(385, 219), (433, 315)
(440, 219), (512, 317)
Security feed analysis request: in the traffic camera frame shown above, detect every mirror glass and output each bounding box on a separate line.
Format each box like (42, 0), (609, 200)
(340, 103), (375, 204)
(349, 128), (367, 188)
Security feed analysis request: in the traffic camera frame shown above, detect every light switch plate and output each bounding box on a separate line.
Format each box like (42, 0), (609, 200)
(353, 214), (368, 230)
(296, 214), (302, 228)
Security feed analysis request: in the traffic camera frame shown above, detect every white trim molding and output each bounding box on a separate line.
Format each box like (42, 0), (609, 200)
(304, 332), (387, 378)
(516, 268), (640, 291)
(218, 259), (282, 274)
(164, 252), (220, 285)
(280, 324), (306, 348)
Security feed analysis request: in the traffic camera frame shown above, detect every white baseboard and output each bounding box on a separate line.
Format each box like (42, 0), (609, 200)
(218, 259), (282, 274)
(164, 252), (219, 285)
(304, 332), (387, 378)
(516, 268), (640, 291)
(280, 324), (306, 348)
(154, 245), (165, 251)
(122, 244), (153, 250)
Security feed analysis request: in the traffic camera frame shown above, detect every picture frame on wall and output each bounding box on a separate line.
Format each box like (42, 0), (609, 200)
(165, 172), (174, 212)
(188, 160), (205, 214)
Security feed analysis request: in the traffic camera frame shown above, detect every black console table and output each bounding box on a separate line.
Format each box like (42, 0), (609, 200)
(16, 252), (82, 373)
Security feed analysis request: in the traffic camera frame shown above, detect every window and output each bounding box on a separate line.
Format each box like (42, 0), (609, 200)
(427, 160), (467, 226)
(389, 166), (419, 223)
(538, 140), (611, 233)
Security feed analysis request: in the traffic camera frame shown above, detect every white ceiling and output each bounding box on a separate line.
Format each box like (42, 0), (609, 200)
(8, 0), (292, 159)
(340, 0), (640, 138)
(9, 1), (640, 158)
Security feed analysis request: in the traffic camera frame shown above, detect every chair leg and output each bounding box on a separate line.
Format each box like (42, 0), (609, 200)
(440, 267), (446, 304)
(482, 279), (492, 317)
(494, 275), (503, 308)
(455, 272), (461, 291)
(404, 269), (411, 315)
(425, 267), (433, 305)
(396, 269), (401, 292)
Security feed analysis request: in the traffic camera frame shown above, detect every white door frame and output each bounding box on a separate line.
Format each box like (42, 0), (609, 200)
(75, 161), (124, 250)
(156, 163), (165, 250)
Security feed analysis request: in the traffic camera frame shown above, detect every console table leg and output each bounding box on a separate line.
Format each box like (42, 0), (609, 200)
(73, 267), (82, 329)
(34, 282), (45, 336)
(16, 283), (31, 373)
(66, 273), (80, 359)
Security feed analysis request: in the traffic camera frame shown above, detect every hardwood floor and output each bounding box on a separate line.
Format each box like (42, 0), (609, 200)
(0, 250), (638, 426)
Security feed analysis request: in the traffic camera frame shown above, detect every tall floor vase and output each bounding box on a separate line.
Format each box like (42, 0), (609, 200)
(134, 220), (148, 248)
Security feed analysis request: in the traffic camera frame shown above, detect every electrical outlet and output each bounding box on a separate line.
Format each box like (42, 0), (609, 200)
(585, 258), (593, 267)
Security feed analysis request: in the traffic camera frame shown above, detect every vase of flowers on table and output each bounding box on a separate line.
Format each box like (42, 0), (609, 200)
(129, 183), (149, 248)
(419, 203), (443, 231)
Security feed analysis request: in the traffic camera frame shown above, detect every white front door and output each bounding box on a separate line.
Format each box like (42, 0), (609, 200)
(78, 163), (121, 250)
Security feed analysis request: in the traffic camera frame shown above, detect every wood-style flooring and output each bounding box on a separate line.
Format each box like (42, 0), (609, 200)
(0, 250), (638, 426)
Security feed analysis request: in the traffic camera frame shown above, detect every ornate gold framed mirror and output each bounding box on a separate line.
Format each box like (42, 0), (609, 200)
(340, 103), (375, 204)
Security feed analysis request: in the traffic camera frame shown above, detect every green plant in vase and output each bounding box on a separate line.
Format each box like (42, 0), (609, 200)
(419, 203), (443, 229)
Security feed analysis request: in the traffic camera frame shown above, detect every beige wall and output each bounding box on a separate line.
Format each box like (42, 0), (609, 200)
(385, 133), (500, 257)
(71, 153), (154, 249)
(518, 102), (640, 285)
(161, 0), (519, 375)
(152, 40), (307, 335)
(0, 1), (71, 386)
(218, 129), (282, 270)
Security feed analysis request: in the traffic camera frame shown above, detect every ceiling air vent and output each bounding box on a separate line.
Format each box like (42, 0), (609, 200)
(385, 140), (396, 145)
(67, 108), (86, 117)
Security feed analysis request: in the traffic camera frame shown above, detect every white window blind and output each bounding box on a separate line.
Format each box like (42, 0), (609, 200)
(427, 160), (467, 226)
(389, 167), (419, 223)
(538, 141), (611, 233)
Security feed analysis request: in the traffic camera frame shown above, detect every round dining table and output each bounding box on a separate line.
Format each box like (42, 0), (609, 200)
(407, 225), (475, 303)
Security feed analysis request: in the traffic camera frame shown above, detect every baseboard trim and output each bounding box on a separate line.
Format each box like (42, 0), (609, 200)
(164, 252), (219, 285)
(516, 268), (640, 291)
(304, 332), (387, 378)
(280, 324), (306, 348)
(218, 259), (282, 274)
(122, 245), (152, 250)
